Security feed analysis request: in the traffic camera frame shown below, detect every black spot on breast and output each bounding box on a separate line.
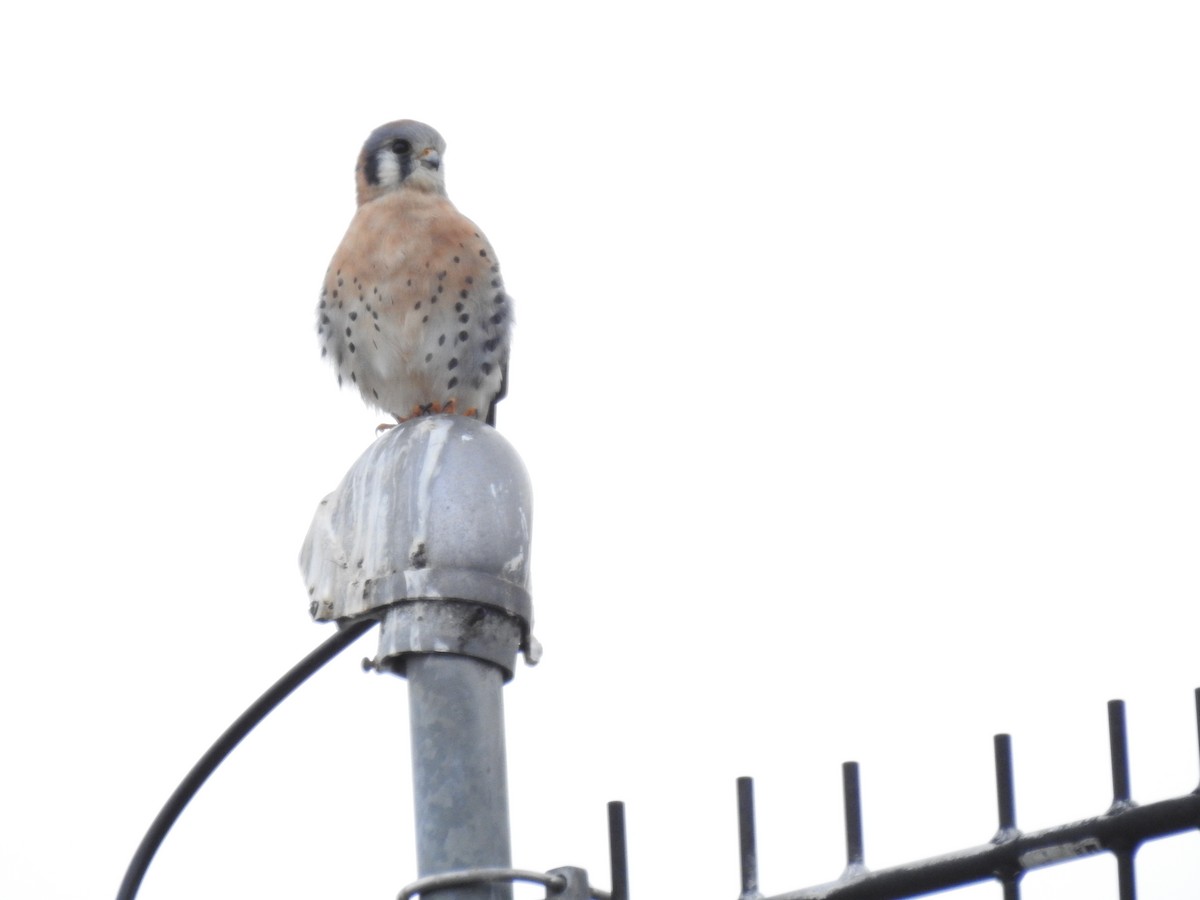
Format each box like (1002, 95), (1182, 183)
(373, 388), (379, 399)
(455, 302), (464, 312)
(480, 249), (488, 257)
(453, 256), (460, 263)
(481, 362), (492, 374)
(465, 277), (474, 285)
(490, 311), (504, 325)
(494, 293), (506, 304)
(319, 298), (326, 307)
(349, 342), (356, 353)
(321, 315), (330, 324)
(483, 338), (499, 353)
(415, 302), (422, 310)
(448, 358), (458, 370)
(337, 278), (343, 287)
(349, 312), (358, 320)
(438, 271), (446, 280)
(438, 334), (446, 346)
(458, 330), (469, 342)
(351, 371), (357, 382)
(447, 376), (458, 389)
(425, 353), (433, 362)
(332, 290), (339, 299)
(460, 289), (469, 299)
(345, 327), (352, 337)
(374, 323), (381, 331)
(422, 315), (429, 323)
(460, 313), (470, 323)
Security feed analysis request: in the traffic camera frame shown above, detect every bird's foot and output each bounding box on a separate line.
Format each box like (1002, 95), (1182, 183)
(383, 401), (471, 433)
(407, 400), (460, 418)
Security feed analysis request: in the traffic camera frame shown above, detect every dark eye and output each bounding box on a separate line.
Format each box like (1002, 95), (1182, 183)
(392, 138), (412, 155)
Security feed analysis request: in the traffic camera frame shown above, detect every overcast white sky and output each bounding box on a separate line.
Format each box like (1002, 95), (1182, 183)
(3, 3), (1198, 899)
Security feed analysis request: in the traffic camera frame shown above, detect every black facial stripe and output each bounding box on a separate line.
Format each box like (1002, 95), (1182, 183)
(399, 150), (412, 182)
(363, 152), (379, 185)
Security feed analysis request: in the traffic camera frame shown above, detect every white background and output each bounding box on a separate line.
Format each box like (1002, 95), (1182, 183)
(2, 3), (1198, 899)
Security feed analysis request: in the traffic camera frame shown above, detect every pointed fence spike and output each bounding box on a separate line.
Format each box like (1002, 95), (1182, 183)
(993, 734), (1023, 896)
(842, 762), (865, 875)
(1108, 699), (1134, 812)
(607, 801), (629, 900)
(737, 777), (763, 900)
(993, 734), (1018, 839)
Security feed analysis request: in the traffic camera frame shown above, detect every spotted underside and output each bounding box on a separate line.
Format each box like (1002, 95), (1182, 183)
(317, 188), (511, 423)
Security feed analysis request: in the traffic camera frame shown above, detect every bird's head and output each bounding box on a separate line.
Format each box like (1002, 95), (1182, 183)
(355, 120), (447, 205)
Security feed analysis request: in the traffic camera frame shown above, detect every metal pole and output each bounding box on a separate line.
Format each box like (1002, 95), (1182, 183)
(302, 416), (536, 900)
(408, 653), (512, 900)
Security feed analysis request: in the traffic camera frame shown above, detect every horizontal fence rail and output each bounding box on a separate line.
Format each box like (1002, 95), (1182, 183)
(738, 689), (1200, 900)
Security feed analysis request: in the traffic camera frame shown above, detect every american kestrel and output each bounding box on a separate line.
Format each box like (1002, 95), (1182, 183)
(318, 120), (511, 426)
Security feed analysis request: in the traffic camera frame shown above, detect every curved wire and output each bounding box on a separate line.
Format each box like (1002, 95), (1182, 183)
(115, 617), (379, 900)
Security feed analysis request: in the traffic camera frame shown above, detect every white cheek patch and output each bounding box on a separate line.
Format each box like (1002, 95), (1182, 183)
(375, 150), (400, 186)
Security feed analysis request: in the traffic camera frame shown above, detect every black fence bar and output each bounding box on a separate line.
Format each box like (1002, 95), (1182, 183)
(607, 801), (629, 900)
(1108, 700), (1134, 812)
(738, 776), (763, 900)
(991, 734), (1022, 900)
(1115, 849), (1137, 900)
(766, 791), (1200, 900)
(752, 690), (1200, 900)
(992, 735), (1017, 840)
(842, 763), (866, 876)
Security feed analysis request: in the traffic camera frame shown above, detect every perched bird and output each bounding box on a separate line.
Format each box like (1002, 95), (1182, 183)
(318, 120), (511, 426)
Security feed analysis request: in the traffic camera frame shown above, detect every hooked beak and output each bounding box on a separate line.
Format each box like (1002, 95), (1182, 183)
(420, 149), (441, 171)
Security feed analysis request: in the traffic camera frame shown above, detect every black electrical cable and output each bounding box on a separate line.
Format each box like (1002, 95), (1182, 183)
(115, 617), (378, 900)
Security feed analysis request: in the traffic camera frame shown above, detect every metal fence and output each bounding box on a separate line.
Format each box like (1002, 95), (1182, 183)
(117, 413), (1199, 900)
(734, 690), (1200, 900)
